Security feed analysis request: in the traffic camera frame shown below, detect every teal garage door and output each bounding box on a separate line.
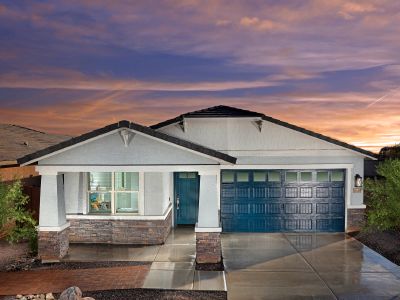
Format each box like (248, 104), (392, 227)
(220, 170), (346, 232)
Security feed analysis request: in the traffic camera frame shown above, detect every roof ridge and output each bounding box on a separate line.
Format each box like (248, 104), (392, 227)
(4, 123), (47, 134)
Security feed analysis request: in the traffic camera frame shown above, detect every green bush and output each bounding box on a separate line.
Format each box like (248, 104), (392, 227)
(0, 178), (38, 254)
(364, 159), (400, 230)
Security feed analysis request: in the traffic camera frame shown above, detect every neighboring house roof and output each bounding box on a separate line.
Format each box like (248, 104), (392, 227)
(151, 105), (377, 159)
(0, 124), (70, 167)
(17, 120), (237, 165)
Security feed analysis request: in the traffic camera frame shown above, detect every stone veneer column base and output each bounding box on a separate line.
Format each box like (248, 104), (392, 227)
(347, 208), (366, 232)
(196, 232), (222, 264)
(38, 226), (69, 262)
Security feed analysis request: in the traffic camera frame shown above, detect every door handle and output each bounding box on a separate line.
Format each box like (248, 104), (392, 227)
(176, 196), (180, 210)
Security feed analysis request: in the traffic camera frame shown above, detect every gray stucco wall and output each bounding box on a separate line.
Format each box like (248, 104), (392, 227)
(39, 131), (218, 166)
(144, 172), (171, 215)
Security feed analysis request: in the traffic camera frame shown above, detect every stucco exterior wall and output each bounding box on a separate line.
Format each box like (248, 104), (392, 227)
(144, 172), (171, 215)
(39, 131), (219, 166)
(158, 118), (355, 154)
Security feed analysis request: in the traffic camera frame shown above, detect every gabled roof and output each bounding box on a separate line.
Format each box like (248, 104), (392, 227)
(0, 124), (70, 166)
(151, 105), (378, 159)
(151, 105), (263, 129)
(17, 120), (237, 165)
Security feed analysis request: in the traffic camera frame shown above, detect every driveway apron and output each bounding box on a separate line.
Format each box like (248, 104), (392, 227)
(222, 233), (400, 300)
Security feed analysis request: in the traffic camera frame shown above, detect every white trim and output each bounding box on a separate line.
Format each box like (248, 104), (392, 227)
(67, 204), (172, 221)
(348, 205), (366, 209)
(222, 164), (354, 169)
(36, 165), (221, 174)
(195, 226), (222, 233)
(38, 222), (70, 232)
(139, 172), (145, 215)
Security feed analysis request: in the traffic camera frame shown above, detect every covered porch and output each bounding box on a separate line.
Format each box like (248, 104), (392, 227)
(36, 165), (223, 265)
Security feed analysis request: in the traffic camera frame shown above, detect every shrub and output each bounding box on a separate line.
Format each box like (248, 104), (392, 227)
(0, 178), (38, 254)
(364, 159), (400, 231)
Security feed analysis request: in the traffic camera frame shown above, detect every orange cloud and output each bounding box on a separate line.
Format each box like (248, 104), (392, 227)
(239, 17), (284, 31)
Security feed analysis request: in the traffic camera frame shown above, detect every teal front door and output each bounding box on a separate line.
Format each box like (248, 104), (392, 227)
(174, 172), (199, 225)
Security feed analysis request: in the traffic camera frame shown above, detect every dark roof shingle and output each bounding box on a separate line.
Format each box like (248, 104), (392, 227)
(0, 124), (70, 165)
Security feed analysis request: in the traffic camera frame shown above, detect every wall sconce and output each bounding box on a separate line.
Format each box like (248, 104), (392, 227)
(354, 174), (363, 187)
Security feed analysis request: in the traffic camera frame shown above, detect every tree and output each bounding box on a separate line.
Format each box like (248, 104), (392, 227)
(379, 144), (400, 160)
(364, 159), (400, 230)
(0, 179), (38, 253)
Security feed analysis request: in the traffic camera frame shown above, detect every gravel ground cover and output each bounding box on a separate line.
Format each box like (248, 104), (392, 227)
(351, 230), (400, 266)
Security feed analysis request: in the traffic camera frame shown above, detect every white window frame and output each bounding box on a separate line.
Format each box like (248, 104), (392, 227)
(87, 172), (143, 215)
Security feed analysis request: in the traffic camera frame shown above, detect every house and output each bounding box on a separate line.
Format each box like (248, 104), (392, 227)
(0, 124), (70, 220)
(17, 105), (377, 263)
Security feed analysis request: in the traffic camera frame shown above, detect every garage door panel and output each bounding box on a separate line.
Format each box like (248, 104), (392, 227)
(221, 169), (345, 232)
(269, 187), (281, 198)
(299, 203), (313, 214)
(253, 187), (267, 198)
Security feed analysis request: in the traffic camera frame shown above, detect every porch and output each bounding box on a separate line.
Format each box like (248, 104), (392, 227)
(37, 167), (223, 265)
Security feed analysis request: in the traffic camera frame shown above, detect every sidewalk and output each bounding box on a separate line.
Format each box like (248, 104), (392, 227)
(0, 265), (149, 295)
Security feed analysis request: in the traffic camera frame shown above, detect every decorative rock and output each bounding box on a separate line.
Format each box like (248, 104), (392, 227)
(82, 298), (95, 300)
(45, 293), (55, 300)
(16, 295), (23, 299)
(59, 286), (82, 300)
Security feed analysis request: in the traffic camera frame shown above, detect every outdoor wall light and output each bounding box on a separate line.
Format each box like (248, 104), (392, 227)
(354, 174), (363, 187)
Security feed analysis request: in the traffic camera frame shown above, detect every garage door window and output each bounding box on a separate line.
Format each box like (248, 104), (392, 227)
(222, 171), (234, 183)
(317, 171), (329, 182)
(237, 172), (249, 182)
(332, 170), (344, 182)
(253, 171), (267, 182)
(286, 172), (298, 182)
(300, 172), (312, 182)
(268, 171), (281, 182)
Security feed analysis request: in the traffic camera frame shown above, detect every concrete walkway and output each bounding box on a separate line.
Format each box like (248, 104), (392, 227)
(65, 227), (226, 292)
(223, 233), (400, 299)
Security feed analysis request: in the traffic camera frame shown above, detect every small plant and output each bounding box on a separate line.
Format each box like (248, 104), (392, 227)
(0, 178), (38, 254)
(364, 159), (400, 231)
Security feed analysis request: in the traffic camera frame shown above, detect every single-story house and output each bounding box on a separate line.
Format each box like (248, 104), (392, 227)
(17, 105), (377, 263)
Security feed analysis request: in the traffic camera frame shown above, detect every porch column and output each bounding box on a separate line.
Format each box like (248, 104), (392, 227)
(38, 173), (69, 262)
(195, 171), (222, 264)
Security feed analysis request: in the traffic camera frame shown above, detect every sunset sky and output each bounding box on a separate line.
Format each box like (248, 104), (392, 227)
(1, 1), (400, 153)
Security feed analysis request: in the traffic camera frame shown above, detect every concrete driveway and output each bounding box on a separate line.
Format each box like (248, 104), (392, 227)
(222, 233), (400, 299)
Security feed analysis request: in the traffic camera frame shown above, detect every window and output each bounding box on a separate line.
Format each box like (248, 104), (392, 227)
(268, 171), (281, 182)
(317, 171), (329, 182)
(88, 172), (140, 214)
(253, 171), (267, 182)
(331, 170), (344, 182)
(237, 171), (249, 182)
(300, 172), (312, 182)
(286, 172), (298, 182)
(222, 171), (234, 183)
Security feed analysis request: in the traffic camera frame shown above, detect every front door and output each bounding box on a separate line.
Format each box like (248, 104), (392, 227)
(174, 172), (199, 225)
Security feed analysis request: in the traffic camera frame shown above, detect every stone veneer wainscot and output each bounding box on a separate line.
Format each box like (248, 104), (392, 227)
(347, 208), (366, 232)
(67, 211), (172, 245)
